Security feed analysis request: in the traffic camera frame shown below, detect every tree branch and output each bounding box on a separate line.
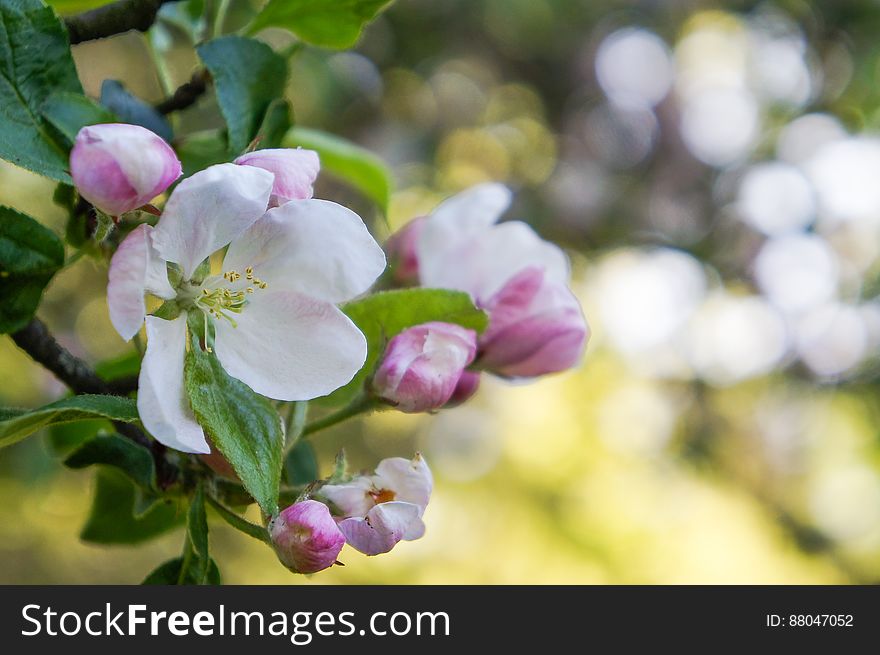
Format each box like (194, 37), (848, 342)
(10, 318), (176, 488)
(65, 0), (176, 45)
(11, 318), (112, 395)
(155, 70), (210, 115)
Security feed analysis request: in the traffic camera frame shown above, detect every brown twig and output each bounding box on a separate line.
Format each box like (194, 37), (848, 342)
(155, 70), (210, 115)
(64, 0), (176, 45)
(10, 318), (176, 488)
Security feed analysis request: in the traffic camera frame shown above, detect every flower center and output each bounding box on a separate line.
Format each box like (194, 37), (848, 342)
(194, 266), (268, 328)
(370, 488), (396, 504)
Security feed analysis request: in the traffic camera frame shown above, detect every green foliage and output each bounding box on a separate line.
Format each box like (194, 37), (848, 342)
(100, 80), (173, 141)
(80, 469), (183, 545)
(142, 555), (221, 585)
(46, 0), (108, 12)
(323, 289), (489, 405)
(254, 98), (293, 150)
(184, 343), (284, 516)
(0, 0), (83, 182)
(0, 205), (64, 334)
(197, 36), (288, 156)
(285, 438), (318, 485)
(247, 0), (394, 49)
(176, 129), (229, 177)
(186, 484), (212, 583)
(64, 433), (157, 489)
(0, 394), (139, 449)
(284, 126), (392, 214)
(41, 92), (117, 144)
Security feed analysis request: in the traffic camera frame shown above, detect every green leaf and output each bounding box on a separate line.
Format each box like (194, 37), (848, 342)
(81, 469), (183, 545)
(46, 419), (111, 456)
(0, 0), (83, 182)
(64, 433), (157, 489)
(196, 36), (288, 156)
(0, 394), (139, 449)
(284, 126), (392, 214)
(187, 484), (211, 583)
(41, 92), (117, 144)
(0, 205), (65, 334)
(254, 98), (292, 150)
(184, 344), (284, 516)
(142, 556), (221, 585)
(100, 80), (173, 141)
(94, 349), (141, 381)
(47, 0), (110, 13)
(176, 129), (229, 176)
(285, 438), (318, 485)
(324, 289), (489, 405)
(247, 0), (394, 49)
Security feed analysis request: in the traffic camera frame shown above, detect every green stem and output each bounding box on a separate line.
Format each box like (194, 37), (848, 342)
(284, 401), (309, 455)
(205, 494), (271, 544)
(212, 0), (232, 38)
(301, 396), (377, 438)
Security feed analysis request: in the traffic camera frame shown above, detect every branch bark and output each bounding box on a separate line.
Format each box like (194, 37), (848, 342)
(10, 318), (176, 488)
(155, 70), (210, 115)
(65, 0), (175, 45)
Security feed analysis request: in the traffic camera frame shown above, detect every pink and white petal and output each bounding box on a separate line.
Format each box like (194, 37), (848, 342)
(107, 224), (173, 341)
(338, 502), (422, 555)
(421, 221), (570, 301)
(212, 290), (367, 401)
(235, 148), (319, 205)
(151, 163), (274, 278)
(137, 314), (209, 454)
(222, 200), (386, 303)
(417, 183), (511, 281)
(373, 454), (433, 512)
(320, 477), (375, 518)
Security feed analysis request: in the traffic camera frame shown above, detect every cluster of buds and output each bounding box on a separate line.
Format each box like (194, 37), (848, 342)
(269, 455), (432, 573)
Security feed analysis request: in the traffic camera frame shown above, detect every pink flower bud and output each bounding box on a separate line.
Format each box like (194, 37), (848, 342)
(446, 370), (480, 406)
(384, 217), (426, 286)
(234, 148), (319, 206)
(372, 322), (477, 413)
(478, 267), (589, 378)
(268, 500), (345, 574)
(70, 123), (181, 217)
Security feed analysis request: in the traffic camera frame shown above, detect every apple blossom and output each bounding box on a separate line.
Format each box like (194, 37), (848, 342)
(107, 162), (386, 453)
(384, 215), (426, 285)
(70, 123), (181, 217)
(268, 500), (346, 574)
(394, 183), (589, 378)
(447, 370), (481, 406)
(234, 148), (320, 207)
(372, 322), (477, 413)
(319, 454), (432, 555)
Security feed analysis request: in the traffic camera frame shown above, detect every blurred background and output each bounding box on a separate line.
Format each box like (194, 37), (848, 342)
(3, 0), (880, 583)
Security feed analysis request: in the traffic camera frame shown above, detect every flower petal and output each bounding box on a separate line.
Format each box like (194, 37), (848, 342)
(138, 314), (209, 454)
(221, 199), (386, 303)
(107, 224), (173, 341)
(338, 502), (423, 555)
(373, 454), (433, 514)
(71, 124), (181, 217)
(420, 220), (570, 301)
(320, 477), (375, 518)
(235, 148), (319, 205)
(212, 290), (367, 400)
(151, 163), (274, 278)
(479, 268), (589, 377)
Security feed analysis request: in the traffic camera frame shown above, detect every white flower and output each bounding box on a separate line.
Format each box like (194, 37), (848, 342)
(107, 163), (386, 453)
(320, 454), (433, 555)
